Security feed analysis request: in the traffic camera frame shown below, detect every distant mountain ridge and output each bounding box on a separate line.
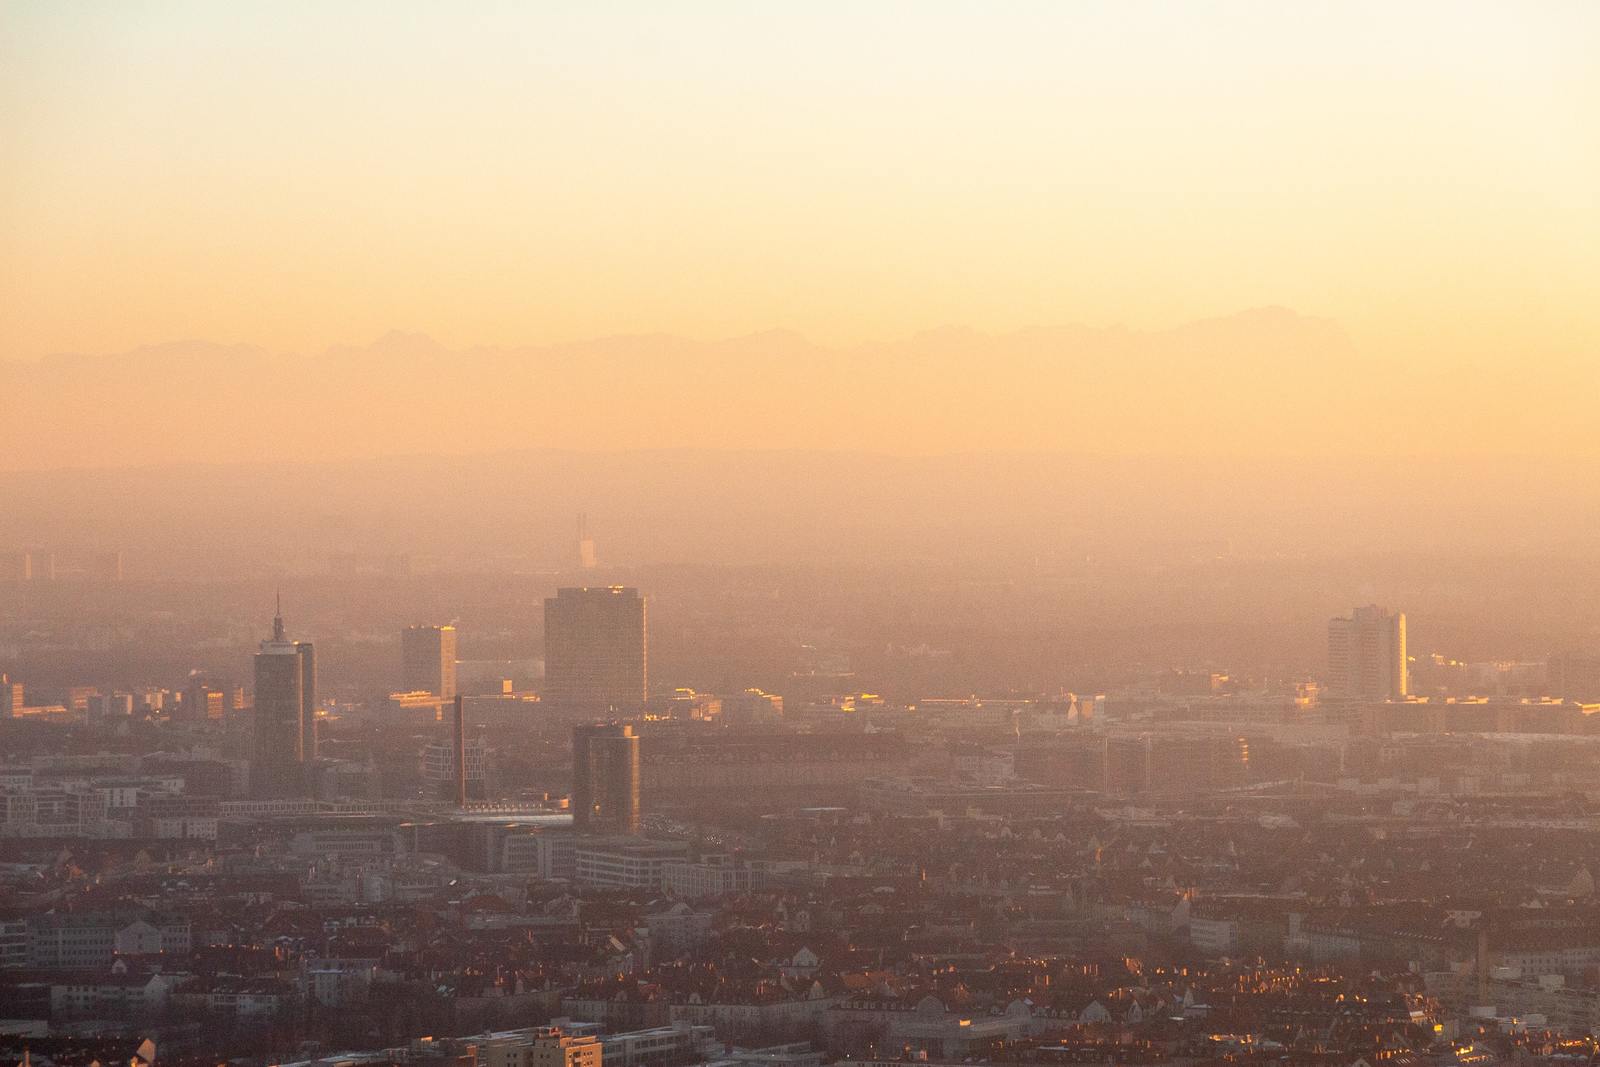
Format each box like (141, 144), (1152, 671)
(1, 308), (1369, 471)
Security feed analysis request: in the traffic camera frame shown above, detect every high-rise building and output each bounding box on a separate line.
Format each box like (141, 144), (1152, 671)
(543, 586), (647, 711)
(180, 673), (228, 722)
(452, 693), (467, 807)
(576, 513), (598, 570)
(1328, 605), (1408, 700)
(0, 675), (21, 718)
(401, 624), (457, 699)
(298, 638), (317, 762)
(1550, 650), (1600, 704)
(421, 733), (487, 802)
(572, 723), (640, 835)
(252, 599), (317, 797)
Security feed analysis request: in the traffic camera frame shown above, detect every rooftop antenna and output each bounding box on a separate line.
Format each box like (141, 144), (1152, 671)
(273, 590), (286, 641)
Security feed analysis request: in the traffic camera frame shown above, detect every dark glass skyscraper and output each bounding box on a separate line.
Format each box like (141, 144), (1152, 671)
(252, 600), (317, 797)
(298, 638), (317, 763)
(543, 587), (647, 712)
(571, 723), (640, 835)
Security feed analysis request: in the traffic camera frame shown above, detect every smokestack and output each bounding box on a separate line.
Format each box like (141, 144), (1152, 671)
(453, 694), (467, 808)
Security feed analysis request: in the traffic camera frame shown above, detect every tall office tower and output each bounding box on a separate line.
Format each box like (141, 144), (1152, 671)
(0, 674), (20, 718)
(297, 638), (317, 762)
(1328, 604), (1408, 700)
(543, 586), (647, 711)
(571, 723), (640, 835)
(401, 624), (457, 699)
(252, 600), (317, 797)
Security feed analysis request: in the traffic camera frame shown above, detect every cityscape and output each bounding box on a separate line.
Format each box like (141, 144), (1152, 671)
(9, 550), (1600, 1067)
(4, 5), (1600, 1067)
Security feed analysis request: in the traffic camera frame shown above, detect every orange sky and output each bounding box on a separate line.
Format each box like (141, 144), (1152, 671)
(2, 3), (1598, 459)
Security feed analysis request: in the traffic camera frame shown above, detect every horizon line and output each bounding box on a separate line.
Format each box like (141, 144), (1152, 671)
(1, 304), (1332, 367)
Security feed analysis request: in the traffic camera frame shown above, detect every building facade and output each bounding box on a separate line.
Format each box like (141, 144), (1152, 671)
(544, 587), (647, 711)
(572, 723), (640, 835)
(402, 624), (458, 699)
(1329, 604), (1408, 700)
(253, 603), (317, 797)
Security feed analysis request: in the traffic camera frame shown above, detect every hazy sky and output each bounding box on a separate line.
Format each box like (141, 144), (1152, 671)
(2, 2), (1597, 366)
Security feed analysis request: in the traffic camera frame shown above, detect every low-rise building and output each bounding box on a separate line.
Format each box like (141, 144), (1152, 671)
(575, 839), (690, 891)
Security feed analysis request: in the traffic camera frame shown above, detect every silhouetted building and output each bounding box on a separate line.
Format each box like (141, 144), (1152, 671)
(720, 688), (783, 725)
(453, 693), (467, 806)
(572, 723), (640, 835)
(252, 600), (317, 797)
(180, 673), (228, 723)
(88, 692), (134, 719)
(401, 624), (457, 699)
(419, 700), (480, 799)
(1550, 651), (1600, 704)
(1329, 604), (1408, 700)
(298, 637), (317, 762)
(544, 586), (647, 711)
(422, 733), (487, 802)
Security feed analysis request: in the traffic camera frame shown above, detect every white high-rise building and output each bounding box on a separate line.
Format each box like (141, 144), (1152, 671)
(1328, 605), (1408, 700)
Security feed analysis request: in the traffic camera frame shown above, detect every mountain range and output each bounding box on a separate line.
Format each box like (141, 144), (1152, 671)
(2, 308), (1367, 470)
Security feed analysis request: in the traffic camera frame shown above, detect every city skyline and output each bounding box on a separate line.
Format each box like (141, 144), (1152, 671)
(6, 5), (1600, 1065)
